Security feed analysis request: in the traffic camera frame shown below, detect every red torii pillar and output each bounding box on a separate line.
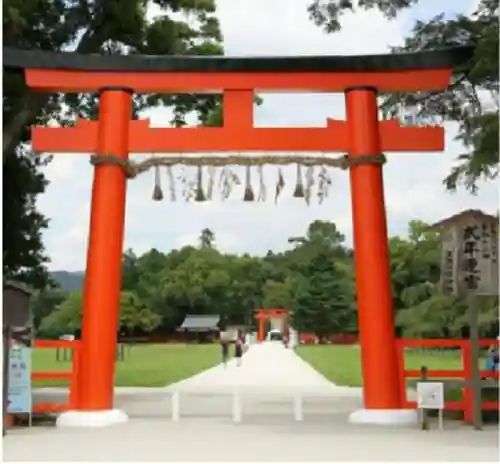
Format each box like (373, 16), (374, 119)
(20, 51), (456, 427)
(344, 87), (412, 424)
(60, 88), (133, 427)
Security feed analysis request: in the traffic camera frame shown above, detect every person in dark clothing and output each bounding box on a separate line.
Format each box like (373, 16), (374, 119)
(235, 331), (244, 367)
(221, 337), (229, 368)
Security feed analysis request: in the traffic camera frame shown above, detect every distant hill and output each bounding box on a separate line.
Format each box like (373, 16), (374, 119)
(50, 270), (85, 292)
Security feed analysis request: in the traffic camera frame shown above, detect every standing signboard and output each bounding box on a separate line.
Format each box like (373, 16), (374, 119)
(3, 280), (34, 435)
(432, 209), (499, 431)
(434, 209), (498, 297)
(417, 381), (445, 430)
(7, 343), (32, 420)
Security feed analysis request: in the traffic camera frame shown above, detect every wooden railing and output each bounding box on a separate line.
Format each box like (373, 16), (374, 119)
(32, 339), (81, 413)
(396, 338), (499, 423)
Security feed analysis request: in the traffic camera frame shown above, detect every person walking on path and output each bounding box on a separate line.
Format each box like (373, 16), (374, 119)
(235, 330), (245, 367)
(220, 332), (230, 369)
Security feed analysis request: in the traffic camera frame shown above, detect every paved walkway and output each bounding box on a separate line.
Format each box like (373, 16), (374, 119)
(3, 343), (499, 462)
(165, 341), (349, 393)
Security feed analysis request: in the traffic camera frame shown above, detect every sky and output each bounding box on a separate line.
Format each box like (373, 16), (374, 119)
(37, 0), (498, 271)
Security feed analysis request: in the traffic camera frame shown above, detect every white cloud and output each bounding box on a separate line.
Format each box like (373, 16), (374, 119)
(36, 0), (498, 270)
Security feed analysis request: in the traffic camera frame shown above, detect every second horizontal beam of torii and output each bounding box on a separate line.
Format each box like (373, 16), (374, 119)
(32, 118), (444, 153)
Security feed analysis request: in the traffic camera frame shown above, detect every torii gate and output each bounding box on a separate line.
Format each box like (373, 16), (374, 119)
(254, 308), (290, 342)
(4, 45), (471, 427)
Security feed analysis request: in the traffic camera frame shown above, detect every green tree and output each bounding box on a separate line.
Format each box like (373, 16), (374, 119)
(262, 280), (293, 310)
(227, 254), (271, 325)
(31, 289), (67, 332)
(288, 220), (346, 248)
(290, 250), (355, 339)
(40, 291), (83, 334)
(308, 0), (499, 192)
(286, 220), (350, 274)
(199, 228), (216, 249)
(3, 0), (223, 288)
(133, 248), (175, 328)
(286, 221), (356, 338)
(389, 220), (442, 310)
(41, 217), (489, 341)
(40, 290), (161, 335)
(160, 247), (233, 318)
(119, 291), (162, 335)
(3, 150), (51, 288)
(122, 248), (140, 291)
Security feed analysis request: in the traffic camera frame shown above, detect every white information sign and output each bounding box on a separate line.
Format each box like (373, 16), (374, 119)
(417, 381), (444, 410)
(7, 344), (32, 414)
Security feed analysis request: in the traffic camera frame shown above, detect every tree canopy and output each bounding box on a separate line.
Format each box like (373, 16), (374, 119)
(3, 0), (224, 289)
(308, 0), (499, 193)
(34, 220), (498, 340)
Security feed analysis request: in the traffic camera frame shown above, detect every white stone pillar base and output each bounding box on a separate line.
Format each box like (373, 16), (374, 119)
(349, 408), (418, 425)
(56, 409), (129, 428)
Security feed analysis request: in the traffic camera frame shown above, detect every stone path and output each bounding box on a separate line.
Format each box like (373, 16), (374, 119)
(3, 342), (499, 462)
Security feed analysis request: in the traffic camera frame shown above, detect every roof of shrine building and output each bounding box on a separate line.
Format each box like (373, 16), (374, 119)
(179, 314), (220, 331)
(431, 209), (499, 229)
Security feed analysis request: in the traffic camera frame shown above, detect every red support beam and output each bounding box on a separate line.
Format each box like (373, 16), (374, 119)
(254, 309), (289, 317)
(223, 90), (254, 129)
(26, 68), (452, 94)
(31, 118), (444, 154)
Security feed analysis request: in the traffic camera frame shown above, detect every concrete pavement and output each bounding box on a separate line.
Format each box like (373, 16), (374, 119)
(3, 342), (499, 461)
(164, 340), (343, 393)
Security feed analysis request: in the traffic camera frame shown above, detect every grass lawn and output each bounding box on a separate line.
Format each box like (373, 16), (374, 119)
(296, 345), (484, 388)
(32, 343), (225, 388)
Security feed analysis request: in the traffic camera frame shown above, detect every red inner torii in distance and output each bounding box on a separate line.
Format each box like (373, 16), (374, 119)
(5, 45), (472, 426)
(254, 309), (290, 342)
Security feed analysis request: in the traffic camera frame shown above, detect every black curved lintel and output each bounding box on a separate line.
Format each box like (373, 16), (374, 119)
(3, 46), (473, 74)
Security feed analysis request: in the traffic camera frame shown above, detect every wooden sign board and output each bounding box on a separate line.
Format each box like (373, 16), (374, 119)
(432, 209), (499, 296)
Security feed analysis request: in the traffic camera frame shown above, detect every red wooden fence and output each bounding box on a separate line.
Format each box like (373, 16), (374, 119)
(396, 338), (499, 423)
(32, 339), (81, 413)
(298, 333), (358, 345)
